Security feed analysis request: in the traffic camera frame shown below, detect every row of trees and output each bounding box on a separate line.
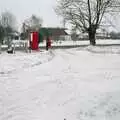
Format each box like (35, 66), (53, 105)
(0, 12), (16, 45)
(0, 11), (43, 46)
(55, 0), (120, 45)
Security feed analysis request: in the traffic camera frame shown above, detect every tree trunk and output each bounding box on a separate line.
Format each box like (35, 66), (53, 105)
(88, 30), (96, 46)
(0, 43), (1, 54)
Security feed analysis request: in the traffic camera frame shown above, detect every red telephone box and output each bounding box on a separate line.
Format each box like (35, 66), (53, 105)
(30, 31), (39, 50)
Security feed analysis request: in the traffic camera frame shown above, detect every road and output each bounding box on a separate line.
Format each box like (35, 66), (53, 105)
(0, 48), (120, 120)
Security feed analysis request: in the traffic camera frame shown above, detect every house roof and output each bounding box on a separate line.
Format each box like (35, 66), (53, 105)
(40, 27), (68, 36)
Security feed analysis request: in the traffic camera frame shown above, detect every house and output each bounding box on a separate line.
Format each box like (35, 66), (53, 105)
(20, 27), (71, 42)
(39, 27), (70, 41)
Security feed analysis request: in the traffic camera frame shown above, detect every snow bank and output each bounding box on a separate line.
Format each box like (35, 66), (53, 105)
(0, 50), (54, 75)
(85, 45), (120, 54)
(0, 47), (120, 120)
(1, 39), (120, 48)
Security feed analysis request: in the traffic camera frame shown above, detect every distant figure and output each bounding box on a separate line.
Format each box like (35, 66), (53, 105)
(46, 36), (51, 51)
(28, 40), (32, 53)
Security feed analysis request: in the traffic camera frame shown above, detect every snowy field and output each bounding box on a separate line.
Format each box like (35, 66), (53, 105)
(1, 39), (120, 49)
(0, 46), (120, 120)
(50, 39), (120, 46)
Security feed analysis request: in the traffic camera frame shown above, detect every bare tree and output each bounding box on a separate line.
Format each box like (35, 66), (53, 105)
(0, 25), (4, 53)
(21, 14), (43, 39)
(56, 0), (120, 45)
(1, 11), (16, 31)
(0, 11), (17, 48)
(24, 14), (43, 31)
(0, 25), (4, 43)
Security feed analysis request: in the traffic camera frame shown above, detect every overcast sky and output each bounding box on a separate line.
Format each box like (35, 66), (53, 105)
(0, 0), (62, 29)
(0, 0), (120, 32)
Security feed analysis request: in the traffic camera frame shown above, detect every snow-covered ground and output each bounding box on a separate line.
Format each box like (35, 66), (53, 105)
(1, 39), (120, 49)
(0, 46), (120, 120)
(36, 39), (120, 46)
(50, 39), (120, 46)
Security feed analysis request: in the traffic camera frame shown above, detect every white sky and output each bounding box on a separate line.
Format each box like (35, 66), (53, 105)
(0, 0), (63, 30)
(0, 0), (120, 32)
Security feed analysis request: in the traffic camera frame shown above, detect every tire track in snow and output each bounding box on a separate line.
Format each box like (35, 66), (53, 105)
(1, 49), (120, 120)
(0, 50), (55, 75)
(0, 50), (73, 120)
(1, 50), (79, 120)
(0, 50), (57, 120)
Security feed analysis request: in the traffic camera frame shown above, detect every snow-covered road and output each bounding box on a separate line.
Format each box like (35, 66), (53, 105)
(0, 47), (120, 120)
